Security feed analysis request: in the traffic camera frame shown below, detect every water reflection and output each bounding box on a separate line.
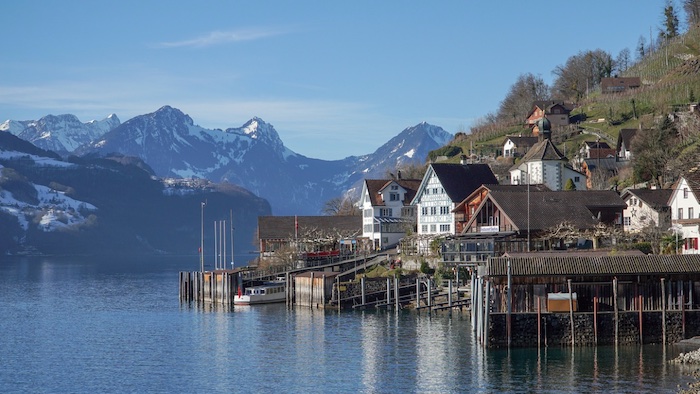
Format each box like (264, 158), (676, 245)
(0, 256), (695, 393)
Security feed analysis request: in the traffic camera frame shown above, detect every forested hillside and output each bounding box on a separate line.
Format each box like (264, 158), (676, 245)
(428, 1), (700, 190)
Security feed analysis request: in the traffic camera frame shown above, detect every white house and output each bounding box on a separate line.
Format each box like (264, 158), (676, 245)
(669, 171), (700, 254)
(620, 188), (672, 233)
(411, 162), (498, 240)
(510, 118), (586, 191)
(359, 177), (421, 251)
(502, 136), (538, 158)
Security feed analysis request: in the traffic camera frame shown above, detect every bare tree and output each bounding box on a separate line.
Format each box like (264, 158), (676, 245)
(684, 0), (700, 27)
(615, 48), (631, 74)
(497, 73), (550, 122)
(552, 49), (614, 101)
(322, 196), (360, 216)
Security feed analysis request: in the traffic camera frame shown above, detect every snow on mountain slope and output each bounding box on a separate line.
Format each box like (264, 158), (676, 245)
(12, 106), (452, 215)
(0, 113), (120, 156)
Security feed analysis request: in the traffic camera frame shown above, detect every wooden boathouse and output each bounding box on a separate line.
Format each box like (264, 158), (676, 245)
(471, 253), (700, 348)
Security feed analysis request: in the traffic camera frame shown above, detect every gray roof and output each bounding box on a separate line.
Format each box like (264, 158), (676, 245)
(258, 216), (362, 240)
(480, 190), (625, 232)
(621, 188), (673, 209)
(429, 163), (499, 203)
(486, 254), (700, 277)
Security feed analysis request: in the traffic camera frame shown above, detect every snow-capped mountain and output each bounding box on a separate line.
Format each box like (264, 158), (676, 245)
(0, 129), (270, 255)
(1, 113), (120, 156)
(8, 106), (452, 215)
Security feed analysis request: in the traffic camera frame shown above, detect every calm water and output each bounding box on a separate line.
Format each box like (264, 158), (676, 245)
(0, 255), (695, 393)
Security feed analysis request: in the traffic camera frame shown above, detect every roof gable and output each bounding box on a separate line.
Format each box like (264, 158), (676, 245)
(427, 163), (499, 203)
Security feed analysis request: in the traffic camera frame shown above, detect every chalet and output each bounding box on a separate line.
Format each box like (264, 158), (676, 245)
(580, 140), (616, 159)
(256, 215), (364, 264)
(616, 129), (638, 160)
(510, 118), (586, 191)
(359, 176), (421, 250)
(502, 135), (538, 158)
(669, 167), (700, 254)
(600, 77), (641, 94)
(411, 161), (498, 239)
(457, 188), (625, 252)
(526, 101), (574, 134)
(621, 188), (672, 232)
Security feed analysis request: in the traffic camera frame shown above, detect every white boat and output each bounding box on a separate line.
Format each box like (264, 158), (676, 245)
(234, 281), (286, 305)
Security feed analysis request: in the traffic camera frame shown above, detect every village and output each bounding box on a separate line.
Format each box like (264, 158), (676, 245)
(181, 90), (700, 350)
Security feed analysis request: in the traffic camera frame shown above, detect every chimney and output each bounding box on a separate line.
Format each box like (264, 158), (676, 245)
(397, 170), (402, 180)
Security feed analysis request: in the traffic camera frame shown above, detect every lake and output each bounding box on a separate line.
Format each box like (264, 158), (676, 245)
(0, 255), (695, 393)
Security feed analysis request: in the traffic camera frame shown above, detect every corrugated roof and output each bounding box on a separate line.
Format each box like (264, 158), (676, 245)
(486, 254), (700, 277)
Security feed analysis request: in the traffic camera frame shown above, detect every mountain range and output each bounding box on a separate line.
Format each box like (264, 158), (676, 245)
(3, 106), (453, 215)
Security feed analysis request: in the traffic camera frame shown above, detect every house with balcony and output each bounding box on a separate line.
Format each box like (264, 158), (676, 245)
(408, 161), (498, 253)
(446, 187), (625, 257)
(359, 176), (421, 250)
(669, 167), (700, 254)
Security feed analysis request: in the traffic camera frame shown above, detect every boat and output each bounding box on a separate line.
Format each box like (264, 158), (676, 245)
(234, 281), (286, 305)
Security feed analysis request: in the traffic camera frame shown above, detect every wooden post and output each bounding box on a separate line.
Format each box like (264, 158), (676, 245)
(593, 289), (598, 345)
(361, 276), (366, 306)
(337, 276), (341, 312)
(682, 280), (686, 339)
(448, 279), (453, 317)
(484, 279), (491, 347)
(537, 294), (541, 348)
(322, 274), (326, 309)
(394, 275), (399, 310)
(427, 278), (432, 311)
(507, 260), (512, 347)
(638, 285), (643, 345)
(661, 277), (666, 345)
(386, 277), (391, 308)
(613, 277), (619, 346)
(310, 272), (314, 308)
(415, 278), (420, 309)
(568, 279), (574, 347)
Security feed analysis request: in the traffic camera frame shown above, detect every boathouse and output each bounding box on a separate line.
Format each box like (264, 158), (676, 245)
(472, 254), (700, 348)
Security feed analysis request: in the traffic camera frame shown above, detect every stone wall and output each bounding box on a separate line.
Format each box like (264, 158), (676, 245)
(487, 311), (700, 347)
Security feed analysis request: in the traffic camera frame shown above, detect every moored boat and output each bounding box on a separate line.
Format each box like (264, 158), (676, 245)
(234, 281), (286, 305)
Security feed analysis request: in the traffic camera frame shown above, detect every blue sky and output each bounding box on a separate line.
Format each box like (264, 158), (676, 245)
(0, 1), (671, 160)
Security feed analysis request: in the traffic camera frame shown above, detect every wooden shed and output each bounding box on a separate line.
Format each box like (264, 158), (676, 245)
(293, 271), (339, 308)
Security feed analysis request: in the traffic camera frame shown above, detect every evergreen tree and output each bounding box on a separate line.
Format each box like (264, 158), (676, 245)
(662, 0), (680, 40)
(564, 178), (576, 190)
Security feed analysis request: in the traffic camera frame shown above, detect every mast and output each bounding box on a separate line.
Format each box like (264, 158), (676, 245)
(230, 209), (235, 268)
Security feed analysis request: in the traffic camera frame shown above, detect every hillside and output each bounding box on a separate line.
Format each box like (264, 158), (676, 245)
(0, 131), (271, 256)
(431, 24), (700, 188)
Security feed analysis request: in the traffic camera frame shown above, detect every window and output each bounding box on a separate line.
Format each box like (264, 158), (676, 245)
(433, 188), (439, 194)
(364, 209), (373, 218)
(430, 224), (436, 232)
(440, 224), (450, 232)
(390, 193), (399, 201)
(391, 185), (398, 190)
(421, 225), (428, 233)
(679, 208), (684, 220)
(684, 188), (689, 199)
(623, 217), (631, 226)
(690, 208), (694, 219)
(440, 206), (450, 215)
(574, 176), (580, 182)
(380, 208), (392, 217)
(430, 207), (437, 215)
(422, 207), (428, 215)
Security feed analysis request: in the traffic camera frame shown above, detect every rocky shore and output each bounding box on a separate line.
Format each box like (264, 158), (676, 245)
(672, 340), (700, 394)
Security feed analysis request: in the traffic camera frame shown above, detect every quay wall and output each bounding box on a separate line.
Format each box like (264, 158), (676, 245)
(488, 311), (700, 347)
